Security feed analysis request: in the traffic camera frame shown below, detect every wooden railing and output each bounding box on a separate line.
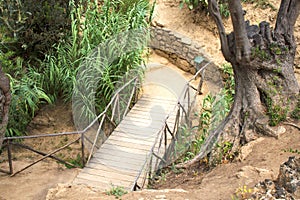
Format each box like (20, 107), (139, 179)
(0, 76), (140, 176)
(131, 62), (211, 190)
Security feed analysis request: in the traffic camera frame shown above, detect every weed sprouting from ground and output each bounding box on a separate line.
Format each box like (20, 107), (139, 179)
(185, 63), (235, 161)
(106, 186), (128, 199)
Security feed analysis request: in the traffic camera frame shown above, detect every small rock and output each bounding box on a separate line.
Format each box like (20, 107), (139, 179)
(155, 194), (166, 199)
(238, 137), (265, 161)
(277, 126), (286, 136)
(250, 157), (300, 199)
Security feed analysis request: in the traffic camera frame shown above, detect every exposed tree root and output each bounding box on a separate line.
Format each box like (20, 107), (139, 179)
(283, 122), (300, 130)
(174, 0), (300, 170)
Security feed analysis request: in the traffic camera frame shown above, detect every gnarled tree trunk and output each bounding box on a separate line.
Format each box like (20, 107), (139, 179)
(182, 0), (300, 167)
(0, 65), (11, 147)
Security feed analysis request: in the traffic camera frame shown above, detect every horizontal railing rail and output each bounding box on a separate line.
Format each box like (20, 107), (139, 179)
(0, 76), (140, 176)
(131, 62), (211, 190)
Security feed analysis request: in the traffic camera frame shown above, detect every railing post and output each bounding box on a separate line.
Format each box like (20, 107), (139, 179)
(187, 86), (191, 117)
(164, 126), (167, 152)
(81, 132), (85, 167)
(123, 78), (138, 119)
(117, 94), (121, 123)
(87, 114), (106, 163)
(197, 68), (206, 95)
(7, 140), (13, 175)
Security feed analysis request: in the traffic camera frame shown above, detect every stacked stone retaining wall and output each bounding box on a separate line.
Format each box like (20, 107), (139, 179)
(149, 26), (211, 74)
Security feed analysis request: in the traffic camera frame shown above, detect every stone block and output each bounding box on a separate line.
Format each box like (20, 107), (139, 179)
(155, 50), (170, 59)
(177, 58), (191, 72)
(183, 47), (189, 54)
(181, 37), (192, 45)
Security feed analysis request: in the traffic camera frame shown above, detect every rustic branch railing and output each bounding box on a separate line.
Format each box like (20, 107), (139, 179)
(0, 76), (140, 176)
(131, 62), (211, 190)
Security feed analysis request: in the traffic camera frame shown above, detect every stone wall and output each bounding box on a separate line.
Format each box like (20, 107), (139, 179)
(149, 26), (211, 74)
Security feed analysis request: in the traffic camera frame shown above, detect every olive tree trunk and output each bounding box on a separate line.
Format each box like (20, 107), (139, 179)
(182, 0), (300, 167)
(0, 65), (11, 147)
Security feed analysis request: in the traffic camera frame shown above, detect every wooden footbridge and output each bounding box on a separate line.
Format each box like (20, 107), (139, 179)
(1, 63), (209, 191)
(73, 95), (177, 190)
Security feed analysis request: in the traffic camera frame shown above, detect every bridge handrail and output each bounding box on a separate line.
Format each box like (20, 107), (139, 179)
(132, 62), (211, 190)
(1, 75), (140, 175)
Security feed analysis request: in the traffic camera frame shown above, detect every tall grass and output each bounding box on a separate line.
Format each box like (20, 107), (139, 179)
(3, 0), (152, 136)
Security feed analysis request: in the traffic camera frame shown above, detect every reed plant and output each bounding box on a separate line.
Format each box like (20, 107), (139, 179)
(1, 0), (152, 136)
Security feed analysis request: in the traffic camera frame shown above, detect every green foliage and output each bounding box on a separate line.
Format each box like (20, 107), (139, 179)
(180, 0), (230, 18)
(266, 98), (288, 126)
(68, 0), (149, 121)
(180, 0), (206, 10)
(181, 63), (235, 162)
(291, 98), (300, 119)
(1, 0), (151, 136)
(216, 141), (235, 163)
(65, 153), (83, 169)
(252, 46), (270, 60)
(106, 186), (128, 199)
(0, 0), (71, 62)
(261, 77), (289, 126)
(242, 0), (276, 10)
(283, 148), (300, 155)
(6, 74), (52, 136)
(232, 185), (253, 200)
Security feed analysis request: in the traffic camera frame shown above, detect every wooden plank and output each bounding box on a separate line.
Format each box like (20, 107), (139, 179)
(108, 133), (157, 143)
(139, 96), (178, 103)
(81, 167), (136, 181)
(108, 135), (154, 146)
(89, 158), (143, 172)
(76, 173), (133, 188)
(114, 125), (158, 134)
(74, 177), (118, 190)
(133, 99), (175, 107)
(105, 139), (154, 151)
(101, 142), (151, 153)
(120, 117), (172, 126)
(90, 157), (145, 171)
(98, 143), (155, 156)
(109, 131), (156, 142)
(115, 123), (160, 132)
(126, 109), (177, 119)
(83, 162), (137, 176)
(124, 111), (177, 122)
(131, 104), (176, 113)
(125, 112), (169, 122)
(121, 119), (166, 128)
(92, 152), (145, 166)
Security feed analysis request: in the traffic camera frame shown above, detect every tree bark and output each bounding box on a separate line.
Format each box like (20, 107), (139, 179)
(0, 64), (11, 147)
(180, 0), (300, 168)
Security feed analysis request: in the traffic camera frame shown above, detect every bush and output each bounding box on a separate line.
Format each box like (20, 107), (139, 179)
(180, 0), (230, 18)
(0, 0), (71, 63)
(1, 0), (151, 136)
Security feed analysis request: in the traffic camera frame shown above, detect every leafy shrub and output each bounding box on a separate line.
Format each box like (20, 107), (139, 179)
(106, 186), (128, 199)
(183, 63), (235, 161)
(0, 0), (71, 63)
(1, 0), (151, 136)
(6, 74), (52, 137)
(242, 0), (276, 10)
(180, 0), (230, 18)
(291, 98), (300, 119)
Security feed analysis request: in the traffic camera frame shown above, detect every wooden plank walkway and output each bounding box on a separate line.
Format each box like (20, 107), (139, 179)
(73, 95), (177, 191)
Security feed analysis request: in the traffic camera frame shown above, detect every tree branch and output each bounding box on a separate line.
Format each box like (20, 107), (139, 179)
(208, 0), (232, 62)
(275, 0), (300, 46)
(228, 0), (251, 63)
